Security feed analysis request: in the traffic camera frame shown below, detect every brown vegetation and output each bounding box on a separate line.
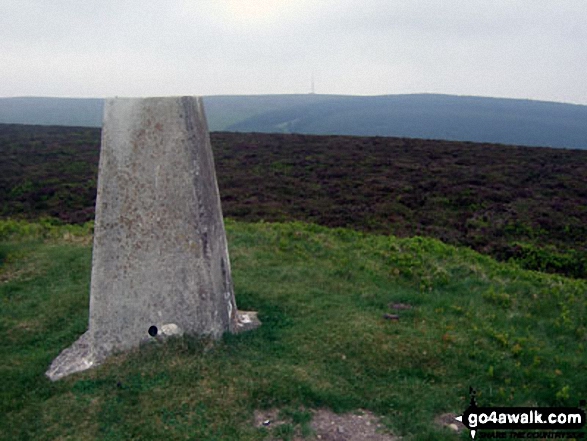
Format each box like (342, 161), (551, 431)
(1, 124), (586, 277)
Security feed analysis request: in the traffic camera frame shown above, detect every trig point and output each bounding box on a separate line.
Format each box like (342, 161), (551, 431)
(46, 96), (259, 381)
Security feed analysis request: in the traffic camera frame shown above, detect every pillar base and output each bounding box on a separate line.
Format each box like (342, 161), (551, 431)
(46, 310), (261, 381)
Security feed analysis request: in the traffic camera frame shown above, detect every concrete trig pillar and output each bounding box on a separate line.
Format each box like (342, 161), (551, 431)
(46, 96), (259, 381)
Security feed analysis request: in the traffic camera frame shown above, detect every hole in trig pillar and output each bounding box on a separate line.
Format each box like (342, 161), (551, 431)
(148, 326), (158, 337)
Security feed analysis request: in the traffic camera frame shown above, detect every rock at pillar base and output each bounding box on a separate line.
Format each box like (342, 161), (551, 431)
(235, 311), (262, 333)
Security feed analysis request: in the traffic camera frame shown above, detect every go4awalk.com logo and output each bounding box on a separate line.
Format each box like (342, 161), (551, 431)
(456, 388), (586, 439)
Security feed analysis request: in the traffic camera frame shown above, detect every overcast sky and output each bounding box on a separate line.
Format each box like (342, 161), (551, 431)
(1, 0), (586, 104)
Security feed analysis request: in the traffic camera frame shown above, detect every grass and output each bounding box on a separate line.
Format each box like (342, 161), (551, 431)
(0, 219), (586, 440)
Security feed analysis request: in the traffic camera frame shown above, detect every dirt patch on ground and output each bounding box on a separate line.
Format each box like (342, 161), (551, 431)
(254, 408), (399, 440)
(434, 412), (466, 434)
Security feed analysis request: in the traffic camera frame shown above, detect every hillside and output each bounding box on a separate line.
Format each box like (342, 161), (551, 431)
(1, 94), (586, 149)
(1, 124), (586, 279)
(222, 94), (587, 150)
(1, 220), (586, 439)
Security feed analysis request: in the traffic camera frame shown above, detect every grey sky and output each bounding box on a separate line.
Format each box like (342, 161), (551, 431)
(2, 0), (586, 104)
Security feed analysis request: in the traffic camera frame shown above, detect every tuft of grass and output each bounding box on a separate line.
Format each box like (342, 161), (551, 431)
(1, 219), (586, 440)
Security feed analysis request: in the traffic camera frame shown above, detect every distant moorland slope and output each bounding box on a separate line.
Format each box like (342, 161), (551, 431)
(1, 94), (586, 149)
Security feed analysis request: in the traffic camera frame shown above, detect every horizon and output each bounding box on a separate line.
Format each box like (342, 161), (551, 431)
(2, 93), (587, 107)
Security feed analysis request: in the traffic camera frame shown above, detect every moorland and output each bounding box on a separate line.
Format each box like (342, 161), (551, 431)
(1, 123), (586, 278)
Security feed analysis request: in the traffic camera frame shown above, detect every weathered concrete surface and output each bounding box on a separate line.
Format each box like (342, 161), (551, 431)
(46, 97), (258, 381)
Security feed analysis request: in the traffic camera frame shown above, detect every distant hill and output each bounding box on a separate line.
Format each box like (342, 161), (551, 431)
(0, 94), (586, 149)
(0, 97), (104, 127)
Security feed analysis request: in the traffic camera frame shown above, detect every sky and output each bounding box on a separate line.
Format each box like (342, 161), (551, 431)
(1, 0), (586, 104)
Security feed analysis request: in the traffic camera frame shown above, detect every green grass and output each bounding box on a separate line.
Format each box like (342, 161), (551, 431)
(1, 219), (586, 440)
